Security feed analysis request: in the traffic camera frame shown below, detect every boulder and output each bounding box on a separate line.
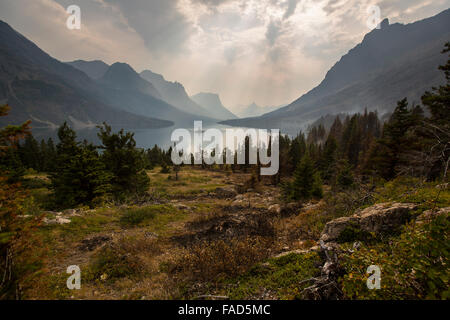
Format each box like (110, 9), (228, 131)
(268, 204), (281, 214)
(320, 203), (417, 242)
(214, 187), (237, 199)
(320, 216), (359, 242)
(358, 202), (417, 233)
(417, 207), (450, 222)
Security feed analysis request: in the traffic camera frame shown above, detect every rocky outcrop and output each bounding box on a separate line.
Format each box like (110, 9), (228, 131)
(416, 207), (450, 223)
(320, 203), (417, 242)
(214, 187), (237, 199)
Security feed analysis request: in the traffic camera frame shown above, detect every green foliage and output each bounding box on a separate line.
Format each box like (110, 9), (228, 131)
(98, 123), (150, 200)
(284, 153), (323, 201)
(336, 224), (375, 244)
(87, 245), (143, 282)
(335, 159), (354, 189)
(225, 252), (321, 299)
(50, 123), (112, 208)
(340, 214), (449, 299)
(120, 206), (157, 226)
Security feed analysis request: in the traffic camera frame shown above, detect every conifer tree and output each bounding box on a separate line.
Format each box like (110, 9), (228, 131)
(97, 123), (149, 199)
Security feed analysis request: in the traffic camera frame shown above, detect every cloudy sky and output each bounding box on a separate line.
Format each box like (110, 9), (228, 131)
(1, 0), (449, 110)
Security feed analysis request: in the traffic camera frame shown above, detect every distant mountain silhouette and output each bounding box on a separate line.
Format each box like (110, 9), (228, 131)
(235, 102), (283, 118)
(191, 93), (237, 120)
(97, 63), (215, 124)
(140, 70), (217, 119)
(66, 60), (109, 80)
(222, 9), (450, 134)
(100, 63), (162, 99)
(0, 20), (172, 130)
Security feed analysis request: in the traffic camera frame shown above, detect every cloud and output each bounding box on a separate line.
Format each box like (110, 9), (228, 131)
(266, 20), (282, 46)
(101, 0), (194, 56)
(1, 0), (449, 108)
(283, 0), (299, 19)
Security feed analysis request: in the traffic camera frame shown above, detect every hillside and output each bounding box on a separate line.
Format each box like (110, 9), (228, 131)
(0, 21), (173, 129)
(191, 92), (237, 120)
(221, 10), (450, 134)
(140, 70), (217, 119)
(66, 60), (110, 80)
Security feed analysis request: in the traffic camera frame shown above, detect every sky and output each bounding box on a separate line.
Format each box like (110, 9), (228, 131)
(0, 0), (449, 111)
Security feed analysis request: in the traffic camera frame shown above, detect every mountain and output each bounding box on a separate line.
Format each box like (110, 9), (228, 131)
(97, 63), (213, 124)
(235, 102), (283, 118)
(0, 20), (172, 130)
(66, 60), (109, 80)
(191, 93), (237, 120)
(100, 63), (162, 99)
(140, 70), (216, 119)
(221, 9), (450, 134)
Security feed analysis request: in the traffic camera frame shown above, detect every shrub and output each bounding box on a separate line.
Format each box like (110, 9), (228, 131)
(340, 214), (449, 299)
(166, 237), (272, 285)
(87, 245), (143, 281)
(120, 206), (157, 226)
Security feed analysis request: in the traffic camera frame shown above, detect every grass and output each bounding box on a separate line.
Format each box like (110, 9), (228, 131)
(223, 252), (322, 300)
(373, 177), (450, 210)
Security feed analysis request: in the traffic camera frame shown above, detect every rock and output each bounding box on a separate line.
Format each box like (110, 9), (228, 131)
(320, 203), (417, 242)
(43, 217), (71, 225)
(320, 216), (359, 242)
(144, 232), (159, 239)
(274, 249), (309, 259)
(417, 207), (450, 222)
(358, 202), (417, 233)
(234, 194), (245, 201)
(215, 187), (237, 199)
(175, 204), (190, 210)
(63, 209), (77, 216)
(78, 236), (112, 251)
(268, 204), (281, 214)
(436, 183), (449, 190)
(56, 217), (71, 224)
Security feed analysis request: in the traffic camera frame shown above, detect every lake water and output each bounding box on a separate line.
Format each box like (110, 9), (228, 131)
(32, 123), (256, 150)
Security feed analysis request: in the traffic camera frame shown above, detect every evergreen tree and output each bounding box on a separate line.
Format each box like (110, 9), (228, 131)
(98, 123), (150, 199)
(50, 123), (111, 207)
(319, 135), (338, 181)
(288, 153), (320, 201)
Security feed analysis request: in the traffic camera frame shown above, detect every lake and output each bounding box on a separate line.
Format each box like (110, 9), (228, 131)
(31, 122), (259, 150)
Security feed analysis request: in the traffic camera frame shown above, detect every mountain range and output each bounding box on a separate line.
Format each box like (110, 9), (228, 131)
(221, 9), (450, 134)
(0, 20), (173, 130)
(233, 102), (284, 118)
(190, 92), (237, 120)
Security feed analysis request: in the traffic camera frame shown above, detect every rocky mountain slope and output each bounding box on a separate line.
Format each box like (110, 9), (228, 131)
(222, 9), (450, 134)
(0, 20), (173, 129)
(191, 92), (237, 120)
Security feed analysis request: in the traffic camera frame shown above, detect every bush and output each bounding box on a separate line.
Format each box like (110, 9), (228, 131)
(340, 214), (449, 299)
(120, 206), (157, 226)
(87, 245), (143, 281)
(226, 252), (322, 299)
(166, 237), (272, 285)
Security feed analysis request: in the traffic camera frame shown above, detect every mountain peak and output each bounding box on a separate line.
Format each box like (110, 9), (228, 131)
(66, 60), (110, 80)
(100, 62), (161, 99)
(191, 92), (237, 120)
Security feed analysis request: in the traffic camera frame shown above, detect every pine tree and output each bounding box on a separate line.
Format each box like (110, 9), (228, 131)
(319, 135), (338, 182)
(50, 123), (112, 207)
(97, 123), (149, 199)
(335, 159), (354, 189)
(422, 42), (450, 126)
(289, 153), (317, 201)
